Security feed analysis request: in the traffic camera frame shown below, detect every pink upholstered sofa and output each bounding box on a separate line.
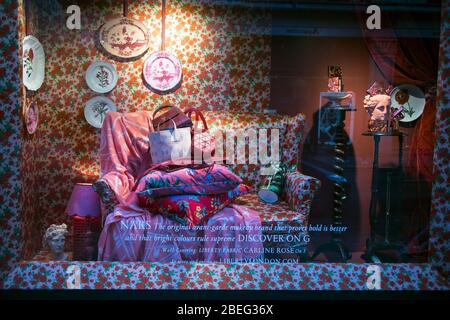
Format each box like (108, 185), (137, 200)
(93, 110), (321, 262)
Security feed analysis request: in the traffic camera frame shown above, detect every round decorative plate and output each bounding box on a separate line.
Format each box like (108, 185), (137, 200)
(390, 84), (425, 122)
(143, 51), (182, 93)
(26, 100), (39, 134)
(84, 96), (117, 128)
(99, 17), (150, 59)
(23, 35), (45, 91)
(85, 61), (118, 93)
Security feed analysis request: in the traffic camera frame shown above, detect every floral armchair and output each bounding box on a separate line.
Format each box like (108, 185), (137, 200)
(94, 110), (321, 262)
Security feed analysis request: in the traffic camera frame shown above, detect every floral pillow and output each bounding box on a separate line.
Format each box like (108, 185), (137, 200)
(136, 164), (242, 198)
(140, 184), (249, 226)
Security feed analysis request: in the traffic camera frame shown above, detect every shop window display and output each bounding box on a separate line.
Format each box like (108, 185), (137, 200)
(0, 0), (448, 292)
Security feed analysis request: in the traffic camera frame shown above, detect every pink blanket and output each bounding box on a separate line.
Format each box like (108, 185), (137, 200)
(97, 112), (263, 262)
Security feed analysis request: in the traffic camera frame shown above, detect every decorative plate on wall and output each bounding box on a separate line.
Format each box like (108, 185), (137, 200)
(99, 17), (150, 59)
(23, 35), (45, 91)
(84, 96), (117, 128)
(25, 101), (39, 134)
(143, 51), (182, 93)
(390, 84), (425, 123)
(85, 61), (118, 93)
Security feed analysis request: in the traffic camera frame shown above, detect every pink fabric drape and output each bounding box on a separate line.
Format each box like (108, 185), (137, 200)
(97, 112), (263, 262)
(98, 111), (153, 208)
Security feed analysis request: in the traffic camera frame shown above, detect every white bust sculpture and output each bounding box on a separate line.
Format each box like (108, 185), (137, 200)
(363, 94), (392, 132)
(43, 224), (69, 261)
(364, 94), (391, 120)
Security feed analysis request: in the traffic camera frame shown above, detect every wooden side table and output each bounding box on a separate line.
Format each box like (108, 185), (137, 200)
(361, 131), (408, 263)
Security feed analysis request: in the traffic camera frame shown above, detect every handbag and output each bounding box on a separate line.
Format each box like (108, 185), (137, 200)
(185, 108), (216, 160)
(152, 105), (192, 131)
(149, 119), (192, 164)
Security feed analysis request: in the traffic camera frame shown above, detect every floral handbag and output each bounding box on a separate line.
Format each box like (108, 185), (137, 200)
(185, 108), (216, 160)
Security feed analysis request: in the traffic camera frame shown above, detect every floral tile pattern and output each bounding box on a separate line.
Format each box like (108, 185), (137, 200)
(4, 261), (449, 290)
(430, 0), (450, 277)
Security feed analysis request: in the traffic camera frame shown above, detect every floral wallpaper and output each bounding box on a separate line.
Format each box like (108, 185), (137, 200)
(19, 0), (43, 268)
(0, 0), (23, 285)
(17, 0), (272, 259)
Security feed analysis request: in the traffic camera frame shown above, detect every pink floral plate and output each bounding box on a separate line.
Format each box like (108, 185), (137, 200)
(143, 51), (183, 93)
(99, 17), (150, 59)
(26, 101), (39, 134)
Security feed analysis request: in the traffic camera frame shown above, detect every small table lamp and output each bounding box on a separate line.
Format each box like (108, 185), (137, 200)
(66, 183), (101, 261)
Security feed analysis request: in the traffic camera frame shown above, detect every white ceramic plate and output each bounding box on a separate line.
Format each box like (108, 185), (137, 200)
(84, 96), (117, 128)
(25, 101), (39, 134)
(390, 84), (425, 122)
(85, 61), (118, 93)
(23, 35), (45, 91)
(99, 17), (150, 59)
(143, 51), (182, 93)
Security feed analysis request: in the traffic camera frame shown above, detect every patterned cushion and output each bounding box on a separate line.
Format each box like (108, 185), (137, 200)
(140, 184), (250, 227)
(136, 164), (242, 198)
